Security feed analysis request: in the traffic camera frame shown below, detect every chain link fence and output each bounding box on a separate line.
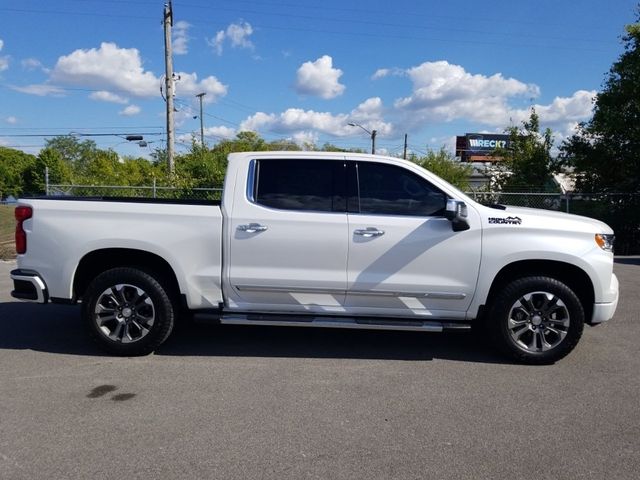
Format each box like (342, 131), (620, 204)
(47, 184), (222, 201)
(467, 191), (640, 254)
(44, 185), (639, 253)
(466, 191), (639, 215)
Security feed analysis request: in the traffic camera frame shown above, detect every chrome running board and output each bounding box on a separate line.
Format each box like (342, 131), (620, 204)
(217, 313), (471, 332)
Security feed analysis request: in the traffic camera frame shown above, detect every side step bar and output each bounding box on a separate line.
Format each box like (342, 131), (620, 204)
(215, 313), (471, 332)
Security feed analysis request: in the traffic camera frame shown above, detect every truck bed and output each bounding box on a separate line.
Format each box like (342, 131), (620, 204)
(16, 197), (224, 309)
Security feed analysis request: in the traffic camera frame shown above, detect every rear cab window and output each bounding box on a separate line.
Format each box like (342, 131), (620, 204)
(253, 159), (346, 212)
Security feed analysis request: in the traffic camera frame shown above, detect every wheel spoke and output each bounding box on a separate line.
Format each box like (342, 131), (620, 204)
(109, 321), (124, 341)
(134, 293), (150, 308)
(544, 326), (567, 340)
(511, 324), (530, 341)
(514, 297), (533, 314)
(98, 313), (117, 325)
(131, 319), (150, 336)
(547, 316), (569, 328)
(539, 294), (558, 315)
(539, 331), (553, 351)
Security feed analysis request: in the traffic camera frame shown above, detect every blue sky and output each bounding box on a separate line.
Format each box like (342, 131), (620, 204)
(0, 0), (638, 158)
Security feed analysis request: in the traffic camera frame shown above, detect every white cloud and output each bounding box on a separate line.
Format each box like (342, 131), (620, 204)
(295, 55), (345, 99)
(351, 97), (384, 120)
(5, 116), (17, 124)
(21, 42), (229, 102)
(177, 126), (236, 145)
(393, 61), (540, 127)
(119, 104), (141, 116)
(89, 90), (129, 104)
(530, 90), (595, 125)
(10, 84), (65, 96)
(174, 72), (227, 102)
(173, 21), (190, 55)
(210, 31), (226, 56)
(204, 125), (236, 139)
(290, 131), (319, 147)
(240, 97), (392, 138)
(0, 39), (9, 72)
(21, 57), (48, 72)
(371, 67), (404, 80)
(208, 21), (254, 56)
(516, 90), (596, 141)
(51, 42), (158, 96)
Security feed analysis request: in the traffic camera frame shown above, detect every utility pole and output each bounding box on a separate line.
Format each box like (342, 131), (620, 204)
(163, 1), (175, 176)
(196, 92), (206, 146)
(403, 133), (408, 159)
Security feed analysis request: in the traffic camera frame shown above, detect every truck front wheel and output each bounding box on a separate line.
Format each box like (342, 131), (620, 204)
(488, 276), (584, 364)
(82, 267), (175, 356)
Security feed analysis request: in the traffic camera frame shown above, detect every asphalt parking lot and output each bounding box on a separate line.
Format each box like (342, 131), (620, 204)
(0, 258), (638, 480)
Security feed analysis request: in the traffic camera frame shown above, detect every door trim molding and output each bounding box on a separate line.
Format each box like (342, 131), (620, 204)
(235, 284), (466, 300)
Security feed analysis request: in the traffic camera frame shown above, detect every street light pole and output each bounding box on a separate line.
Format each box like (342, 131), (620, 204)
(348, 122), (377, 154)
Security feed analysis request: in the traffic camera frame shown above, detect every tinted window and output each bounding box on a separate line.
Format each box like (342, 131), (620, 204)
(357, 162), (446, 216)
(255, 159), (344, 212)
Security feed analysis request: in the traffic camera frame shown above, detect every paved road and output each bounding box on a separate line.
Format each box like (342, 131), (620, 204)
(1, 259), (638, 480)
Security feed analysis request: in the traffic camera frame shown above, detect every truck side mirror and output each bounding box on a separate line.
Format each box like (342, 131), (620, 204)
(445, 199), (470, 232)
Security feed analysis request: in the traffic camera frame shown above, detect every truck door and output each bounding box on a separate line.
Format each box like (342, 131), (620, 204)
(225, 157), (349, 313)
(345, 160), (482, 319)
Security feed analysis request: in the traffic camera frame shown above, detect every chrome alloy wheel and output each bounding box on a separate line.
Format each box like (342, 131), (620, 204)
(507, 291), (570, 353)
(94, 284), (155, 343)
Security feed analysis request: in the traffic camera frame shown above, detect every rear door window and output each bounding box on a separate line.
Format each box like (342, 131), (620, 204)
(254, 159), (345, 212)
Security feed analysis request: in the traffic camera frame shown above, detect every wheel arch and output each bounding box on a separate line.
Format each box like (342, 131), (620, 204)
(484, 260), (595, 323)
(73, 248), (182, 303)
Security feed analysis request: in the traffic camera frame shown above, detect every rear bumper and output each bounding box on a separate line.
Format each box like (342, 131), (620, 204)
(591, 273), (619, 324)
(10, 269), (48, 303)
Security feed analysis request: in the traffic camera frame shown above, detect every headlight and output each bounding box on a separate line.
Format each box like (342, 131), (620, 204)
(595, 234), (615, 252)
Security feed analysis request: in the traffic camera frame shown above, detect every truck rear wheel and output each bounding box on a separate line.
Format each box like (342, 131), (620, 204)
(82, 267), (175, 356)
(488, 276), (584, 364)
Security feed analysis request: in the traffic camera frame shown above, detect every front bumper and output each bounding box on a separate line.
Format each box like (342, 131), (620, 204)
(591, 273), (619, 324)
(10, 269), (48, 303)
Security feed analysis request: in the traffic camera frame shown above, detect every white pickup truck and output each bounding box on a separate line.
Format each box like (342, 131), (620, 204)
(10, 151), (619, 363)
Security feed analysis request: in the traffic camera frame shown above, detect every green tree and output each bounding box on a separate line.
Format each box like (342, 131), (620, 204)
(316, 142), (366, 153)
(561, 20), (640, 193)
(24, 148), (74, 194)
(494, 109), (558, 192)
(43, 136), (99, 170)
(0, 147), (37, 197)
(411, 147), (472, 190)
(561, 14), (640, 252)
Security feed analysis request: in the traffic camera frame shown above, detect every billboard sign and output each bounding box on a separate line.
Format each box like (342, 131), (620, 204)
(456, 133), (511, 161)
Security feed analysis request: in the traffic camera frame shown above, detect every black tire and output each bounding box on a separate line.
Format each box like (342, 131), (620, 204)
(82, 267), (175, 356)
(488, 276), (584, 364)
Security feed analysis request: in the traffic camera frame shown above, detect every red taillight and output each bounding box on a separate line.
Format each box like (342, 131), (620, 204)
(15, 206), (32, 254)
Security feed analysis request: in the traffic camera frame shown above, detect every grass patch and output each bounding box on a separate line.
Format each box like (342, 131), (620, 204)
(0, 205), (15, 260)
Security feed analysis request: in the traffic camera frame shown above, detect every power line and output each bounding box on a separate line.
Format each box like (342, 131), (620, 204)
(0, 125), (165, 131)
(0, 7), (617, 53)
(0, 132), (164, 137)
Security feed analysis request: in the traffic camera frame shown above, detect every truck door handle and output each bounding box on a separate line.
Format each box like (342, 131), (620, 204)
(354, 228), (385, 238)
(237, 223), (268, 233)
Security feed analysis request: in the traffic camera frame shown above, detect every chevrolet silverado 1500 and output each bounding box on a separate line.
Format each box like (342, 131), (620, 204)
(10, 151), (619, 363)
